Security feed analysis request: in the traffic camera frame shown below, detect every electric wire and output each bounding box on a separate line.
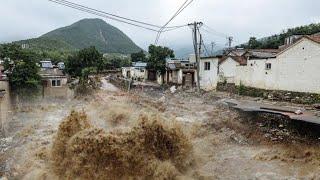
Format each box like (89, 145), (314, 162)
(155, 0), (194, 44)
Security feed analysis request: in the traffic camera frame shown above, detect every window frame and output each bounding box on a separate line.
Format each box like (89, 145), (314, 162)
(204, 62), (211, 71)
(51, 79), (62, 87)
(265, 63), (272, 70)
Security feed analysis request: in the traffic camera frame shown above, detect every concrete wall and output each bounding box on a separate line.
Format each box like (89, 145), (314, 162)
(235, 58), (276, 90)
(235, 38), (320, 94)
(43, 78), (70, 98)
(122, 67), (130, 78)
(199, 57), (219, 91)
(122, 67), (146, 81)
(219, 57), (239, 83)
(0, 81), (11, 136)
(157, 72), (163, 85)
(168, 70), (183, 85)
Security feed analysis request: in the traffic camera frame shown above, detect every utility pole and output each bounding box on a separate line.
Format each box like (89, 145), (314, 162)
(188, 21), (203, 92)
(227, 36), (233, 49)
(211, 42), (215, 56)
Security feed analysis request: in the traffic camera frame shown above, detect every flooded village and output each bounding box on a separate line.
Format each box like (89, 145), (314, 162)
(1, 0), (320, 179)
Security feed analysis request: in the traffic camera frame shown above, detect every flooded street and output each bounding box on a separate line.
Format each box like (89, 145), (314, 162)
(1, 80), (320, 179)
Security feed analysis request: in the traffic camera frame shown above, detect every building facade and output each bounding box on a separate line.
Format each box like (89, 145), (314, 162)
(199, 57), (219, 91)
(235, 35), (320, 94)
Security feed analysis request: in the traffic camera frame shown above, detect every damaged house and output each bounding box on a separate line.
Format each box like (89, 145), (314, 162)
(164, 57), (197, 88)
(122, 61), (147, 81)
(164, 55), (220, 91)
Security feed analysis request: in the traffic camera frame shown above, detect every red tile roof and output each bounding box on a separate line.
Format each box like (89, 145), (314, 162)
(308, 35), (320, 43)
(219, 56), (247, 66)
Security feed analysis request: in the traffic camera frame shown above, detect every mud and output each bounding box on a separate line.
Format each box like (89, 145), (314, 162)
(2, 79), (320, 179)
(51, 112), (192, 179)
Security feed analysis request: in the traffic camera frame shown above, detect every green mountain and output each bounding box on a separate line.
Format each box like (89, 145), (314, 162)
(15, 18), (142, 54)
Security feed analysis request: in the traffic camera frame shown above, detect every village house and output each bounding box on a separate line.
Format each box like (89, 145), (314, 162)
(121, 61), (147, 81)
(39, 60), (68, 98)
(218, 56), (247, 83)
(163, 55), (221, 91)
(164, 56), (197, 88)
(235, 34), (320, 94)
(199, 56), (219, 91)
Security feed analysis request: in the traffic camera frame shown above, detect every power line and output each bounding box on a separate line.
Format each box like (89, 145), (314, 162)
(202, 24), (229, 37)
(51, 0), (164, 28)
(155, 0), (194, 44)
(49, 0), (186, 32)
(49, 0), (159, 32)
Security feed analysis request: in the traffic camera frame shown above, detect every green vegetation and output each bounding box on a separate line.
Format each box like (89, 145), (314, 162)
(0, 44), (41, 96)
(239, 23), (320, 49)
(131, 50), (147, 62)
(15, 18), (142, 54)
(100, 53), (131, 70)
(146, 45), (174, 73)
(65, 46), (102, 78)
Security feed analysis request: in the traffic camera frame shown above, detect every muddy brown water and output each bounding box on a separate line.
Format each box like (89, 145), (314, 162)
(1, 81), (320, 179)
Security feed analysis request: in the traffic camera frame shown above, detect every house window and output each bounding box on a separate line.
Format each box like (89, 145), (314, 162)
(52, 79), (61, 87)
(204, 62), (211, 71)
(265, 63), (272, 70)
(140, 69), (145, 73)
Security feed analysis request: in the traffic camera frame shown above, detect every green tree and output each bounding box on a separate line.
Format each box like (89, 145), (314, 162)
(147, 45), (174, 73)
(130, 50), (146, 62)
(8, 59), (41, 96)
(65, 46), (102, 77)
(248, 37), (262, 49)
(0, 44), (41, 95)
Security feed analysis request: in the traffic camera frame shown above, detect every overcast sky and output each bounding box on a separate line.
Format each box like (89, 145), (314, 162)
(0, 0), (319, 50)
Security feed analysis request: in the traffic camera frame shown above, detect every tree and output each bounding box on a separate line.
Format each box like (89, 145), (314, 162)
(248, 37), (262, 49)
(147, 45), (174, 73)
(0, 44), (41, 96)
(130, 50), (146, 62)
(65, 46), (102, 77)
(8, 59), (41, 96)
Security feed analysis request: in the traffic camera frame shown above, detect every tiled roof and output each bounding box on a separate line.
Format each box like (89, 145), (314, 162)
(307, 35), (320, 43)
(219, 56), (247, 66)
(277, 35), (320, 56)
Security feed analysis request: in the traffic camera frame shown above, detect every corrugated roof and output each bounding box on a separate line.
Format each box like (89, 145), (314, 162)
(133, 62), (147, 67)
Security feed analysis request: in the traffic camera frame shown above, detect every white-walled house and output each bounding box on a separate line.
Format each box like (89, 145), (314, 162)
(199, 56), (219, 90)
(235, 35), (320, 94)
(121, 62), (147, 81)
(218, 56), (247, 83)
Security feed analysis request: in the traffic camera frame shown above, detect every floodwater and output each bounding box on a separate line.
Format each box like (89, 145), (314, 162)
(1, 79), (320, 179)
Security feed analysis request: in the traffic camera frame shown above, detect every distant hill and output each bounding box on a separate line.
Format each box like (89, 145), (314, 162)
(239, 23), (320, 49)
(15, 18), (142, 54)
(173, 45), (224, 58)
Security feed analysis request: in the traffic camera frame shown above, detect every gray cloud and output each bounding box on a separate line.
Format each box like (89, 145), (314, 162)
(0, 0), (319, 50)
